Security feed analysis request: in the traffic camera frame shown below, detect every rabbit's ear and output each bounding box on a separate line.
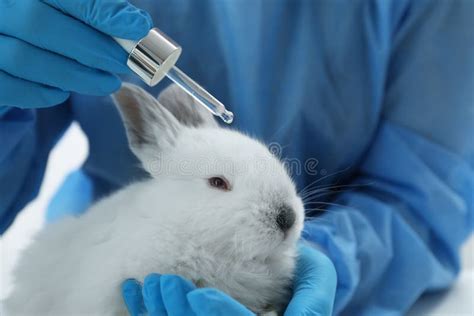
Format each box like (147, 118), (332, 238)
(157, 84), (219, 128)
(113, 83), (182, 165)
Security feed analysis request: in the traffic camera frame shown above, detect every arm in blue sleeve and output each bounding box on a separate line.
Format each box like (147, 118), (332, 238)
(303, 1), (474, 314)
(0, 105), (72, 234)
(305, 122), (473, 315)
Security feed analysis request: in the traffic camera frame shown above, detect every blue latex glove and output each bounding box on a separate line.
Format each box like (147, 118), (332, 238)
(0, 0), (152, 109)
(285, 245), (337, 316)
(122, 245), (336, 316)
(122, 275), (254, 316)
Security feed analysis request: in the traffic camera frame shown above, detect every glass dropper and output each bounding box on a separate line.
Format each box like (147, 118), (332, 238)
(165, 66), (234, 124)
(114, 29), (234, 124)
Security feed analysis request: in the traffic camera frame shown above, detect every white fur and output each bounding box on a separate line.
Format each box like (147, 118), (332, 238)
(4, 84), (305, 315)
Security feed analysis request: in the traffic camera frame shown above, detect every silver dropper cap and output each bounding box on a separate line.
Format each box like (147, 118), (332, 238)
(127, 28), (182, 86)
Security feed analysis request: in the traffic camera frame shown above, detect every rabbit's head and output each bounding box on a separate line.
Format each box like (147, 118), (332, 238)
(113, 83), (304, 311)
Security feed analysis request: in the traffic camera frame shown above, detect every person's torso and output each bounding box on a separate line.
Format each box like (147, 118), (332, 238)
(60, 0), (393, 216)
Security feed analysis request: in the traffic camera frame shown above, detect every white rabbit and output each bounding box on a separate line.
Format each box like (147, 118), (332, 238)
(3, 83), (305, 316)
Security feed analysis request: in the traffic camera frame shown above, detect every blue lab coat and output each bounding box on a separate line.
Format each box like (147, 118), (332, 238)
(1, 0), (473, 314)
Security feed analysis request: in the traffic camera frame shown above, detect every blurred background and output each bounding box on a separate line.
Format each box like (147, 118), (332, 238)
(1, 123), (473, 315)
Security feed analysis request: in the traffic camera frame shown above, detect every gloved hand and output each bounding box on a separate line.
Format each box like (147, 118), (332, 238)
(122, 274), (255, 316)
(122, 244), (337, 316)
(0, 0), (152, 109)
(284, 244), (337, 315)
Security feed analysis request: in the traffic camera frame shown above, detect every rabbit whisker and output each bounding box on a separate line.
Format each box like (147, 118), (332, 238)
(298, 165), (353, 196)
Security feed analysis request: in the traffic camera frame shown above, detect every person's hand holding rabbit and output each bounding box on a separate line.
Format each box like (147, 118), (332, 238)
(123, 245), (337, 316)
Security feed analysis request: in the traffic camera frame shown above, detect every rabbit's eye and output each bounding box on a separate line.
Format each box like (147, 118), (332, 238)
(208, 176), (231, 191)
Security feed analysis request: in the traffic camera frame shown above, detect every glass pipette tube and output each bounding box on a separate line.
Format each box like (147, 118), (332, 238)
(165, 66), (234, 124)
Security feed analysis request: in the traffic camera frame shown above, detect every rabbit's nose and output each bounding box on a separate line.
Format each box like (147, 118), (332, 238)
(276, 205), (296, 232)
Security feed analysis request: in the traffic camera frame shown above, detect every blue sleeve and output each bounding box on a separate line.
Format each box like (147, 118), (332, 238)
(303, 0), (474, 314)
(0, 105), (72, 234)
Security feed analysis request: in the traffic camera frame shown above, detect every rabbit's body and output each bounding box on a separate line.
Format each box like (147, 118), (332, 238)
(4, 84), (304, 315)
